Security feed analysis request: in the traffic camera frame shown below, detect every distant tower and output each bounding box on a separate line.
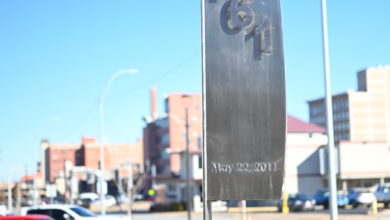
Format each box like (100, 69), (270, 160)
(40, 139), (50, 183)
(151, 88), (158, 120)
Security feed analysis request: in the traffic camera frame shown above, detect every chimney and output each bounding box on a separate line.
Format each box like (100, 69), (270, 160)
(151, 88), (158, 120)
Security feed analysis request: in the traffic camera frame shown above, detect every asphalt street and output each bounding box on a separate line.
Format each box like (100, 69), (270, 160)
(104, 202), (390, 220)
(109, 209), (390, 220)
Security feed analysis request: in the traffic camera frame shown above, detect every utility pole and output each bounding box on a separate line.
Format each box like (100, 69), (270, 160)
(320, 0), (338, 219)
(182, 94), (192, 220)
(127, 163), (133, 220)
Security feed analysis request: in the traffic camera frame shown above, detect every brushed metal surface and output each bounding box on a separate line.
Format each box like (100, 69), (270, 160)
(204, 0), (286, 200)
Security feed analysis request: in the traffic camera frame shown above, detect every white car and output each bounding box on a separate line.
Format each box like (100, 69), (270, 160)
(0, 204), (6, 216)
(21, 205), (123, 220)
(90, 195), (117, 207)
(78, 193), (99, 201)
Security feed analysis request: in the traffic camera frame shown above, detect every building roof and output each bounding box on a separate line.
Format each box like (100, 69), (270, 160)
(287, 115), (325, 133)
(307, 91), (349, 103)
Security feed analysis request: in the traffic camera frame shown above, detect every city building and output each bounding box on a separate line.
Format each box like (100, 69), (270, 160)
(308, 66), (390, 189)
(284, 115), (328, 195)
(338, 141), (390, 189)
(45, 143), (80, 183)
(308, 66), (390, 143)
(80, 137), (143, 173)
(143, 89), (202, 176)
(39, 137), (143, 200)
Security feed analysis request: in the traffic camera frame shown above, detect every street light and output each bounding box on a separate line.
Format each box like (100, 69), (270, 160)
(99, 69), (139, 215)
(181, 94), (192, 220)
(320, 1), (338, 220)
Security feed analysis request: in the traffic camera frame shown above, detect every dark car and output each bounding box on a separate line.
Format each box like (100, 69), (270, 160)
(375, 183), (390, 207)
(0, 215), (54, 220)
(313, 189), (329, 208)
(313, 189), (349, 209)
(277, 193), (315, 212)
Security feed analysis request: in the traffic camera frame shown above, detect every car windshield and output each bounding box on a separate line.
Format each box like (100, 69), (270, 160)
(289, 194), (308, 200)
(298, 194), (309, 200)
(382, 186), (390, 192)
(70, 207), (96, 217)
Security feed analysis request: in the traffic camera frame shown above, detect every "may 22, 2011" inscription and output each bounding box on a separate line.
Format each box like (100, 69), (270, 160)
(211, 162), (278, 174)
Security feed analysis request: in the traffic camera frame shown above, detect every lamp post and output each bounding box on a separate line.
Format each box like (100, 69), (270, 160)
(99, 69), (139, 215)
(320, 1), (338, 220)
(181, 94), (192, 220)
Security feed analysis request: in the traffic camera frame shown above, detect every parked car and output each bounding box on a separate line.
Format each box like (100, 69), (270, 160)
(312, 189), (349, 209)
(0, 204), (6, 216)
(90, 195), (117, 207)
(21, 205), (97, 220)
(78, 193), (99, 201)
(0, 215), (54, 220)
(76, 193), (117, 208)
(313, 189), (329, 208)
(347, 188), (376, 208)
(375, 183), (390, 207)
(278, 193), (315, 212)
(76, 193), (99, 208)
(336, 191), (350, 208)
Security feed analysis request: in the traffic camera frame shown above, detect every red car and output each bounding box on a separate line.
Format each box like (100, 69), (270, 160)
(0, 215), (54, 220)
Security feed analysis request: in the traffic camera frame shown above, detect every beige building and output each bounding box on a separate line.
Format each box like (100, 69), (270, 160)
(308, 66), (390, 189)
(338, 141), (390, 189)
(308, 66), (390, 143)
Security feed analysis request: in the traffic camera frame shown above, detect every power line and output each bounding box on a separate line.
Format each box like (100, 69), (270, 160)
(109, 50), (200, 100)
(59, 99), (99, 141)
(61, 50), (200, 140)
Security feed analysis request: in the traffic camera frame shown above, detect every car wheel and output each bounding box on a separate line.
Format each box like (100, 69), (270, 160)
(324, 204), (329, 210)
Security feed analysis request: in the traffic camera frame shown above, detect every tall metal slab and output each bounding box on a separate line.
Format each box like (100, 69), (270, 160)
(203, 0), (286, 200)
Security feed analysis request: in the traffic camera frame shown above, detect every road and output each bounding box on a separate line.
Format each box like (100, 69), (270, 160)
(108, 209), (390, 220)
(103, 202), (390, 220)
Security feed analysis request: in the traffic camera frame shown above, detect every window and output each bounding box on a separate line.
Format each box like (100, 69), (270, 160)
(197, 136), (202, 149)
(27, 209), (51, 216)
(27, 209), (75, 220)
(52, 209), (73, 220)
(70, 207), (96, 217)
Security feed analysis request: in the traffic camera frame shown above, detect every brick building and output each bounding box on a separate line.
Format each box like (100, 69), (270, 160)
(42, 137), (143, 183)
(143, 89), (202, 176)
(46, 143), (80, 183)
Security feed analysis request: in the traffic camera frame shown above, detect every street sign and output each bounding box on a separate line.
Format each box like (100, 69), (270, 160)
(45, 184), (57, 198)
(203, 0), (286, 200)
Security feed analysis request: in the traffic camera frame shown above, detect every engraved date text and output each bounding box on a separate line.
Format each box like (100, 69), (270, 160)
(210, 162), (278, 174)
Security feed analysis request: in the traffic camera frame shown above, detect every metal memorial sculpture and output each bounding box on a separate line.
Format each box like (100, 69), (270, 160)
(202, 0), (286, 201)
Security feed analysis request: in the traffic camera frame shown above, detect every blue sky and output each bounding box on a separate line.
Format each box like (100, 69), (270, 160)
(0, 0), (389, 180)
